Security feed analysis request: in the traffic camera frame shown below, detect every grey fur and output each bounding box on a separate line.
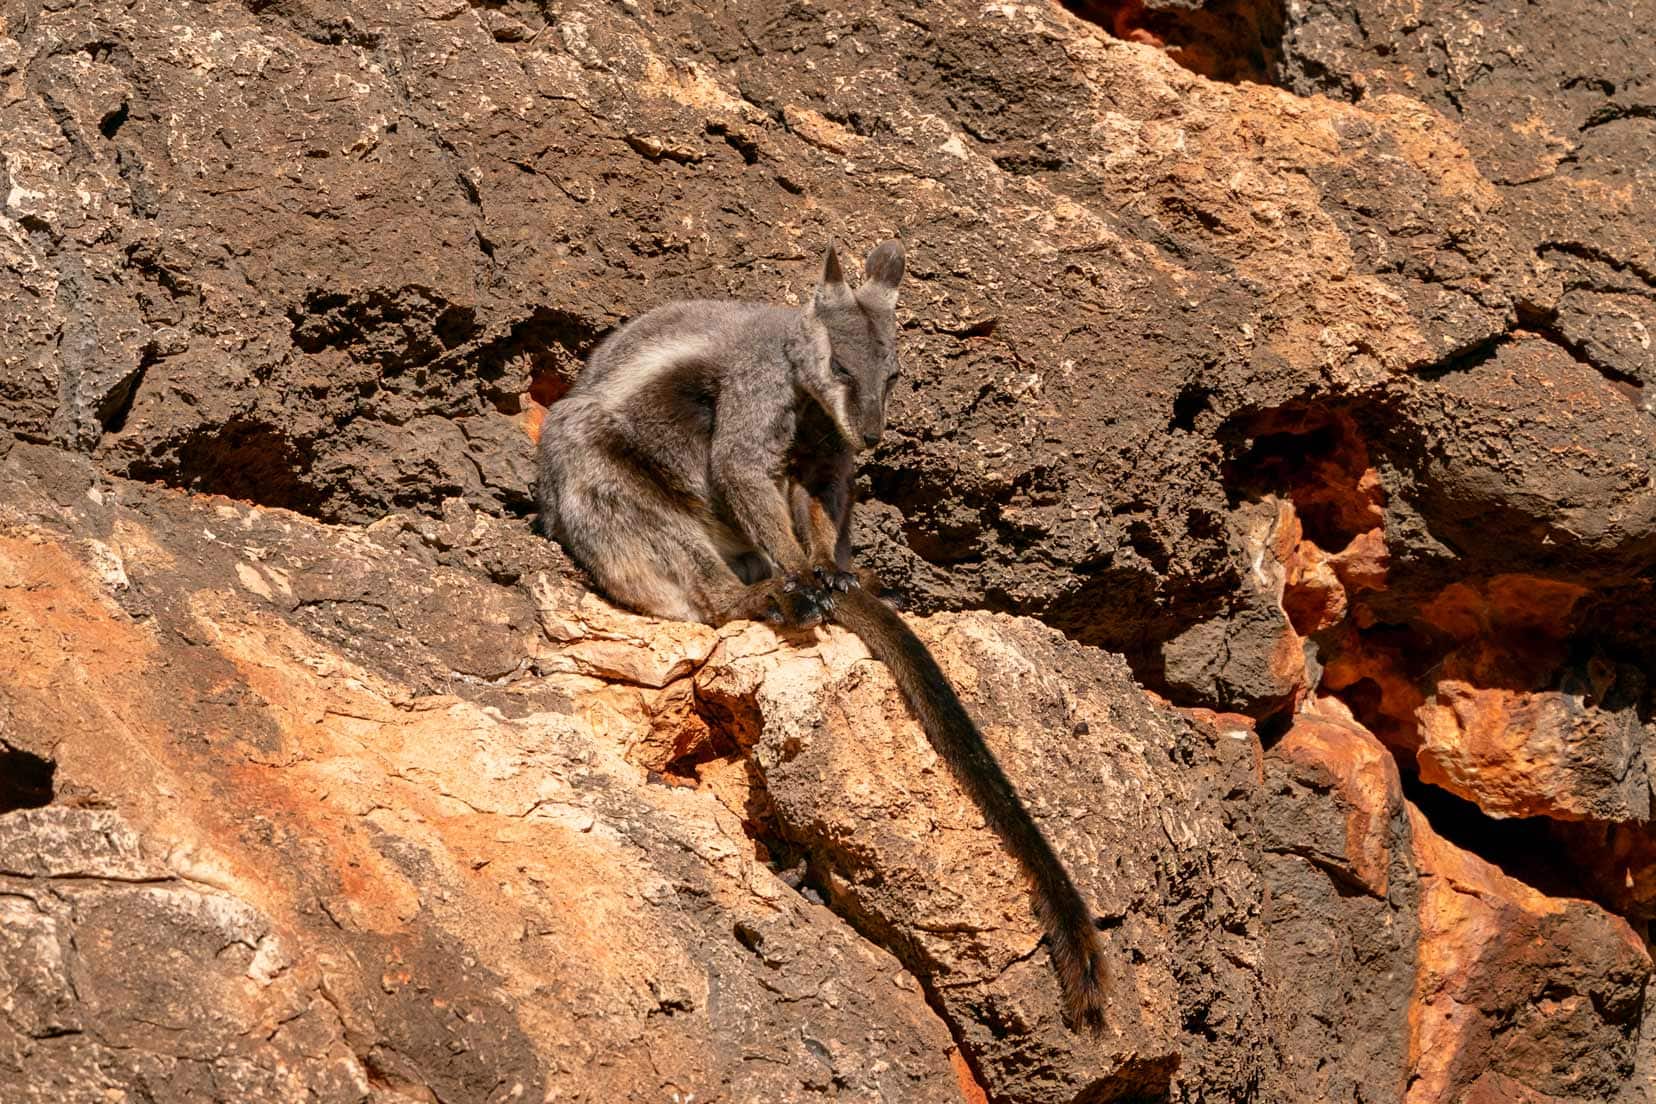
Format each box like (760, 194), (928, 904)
(535, 239), (903, 623)
(536, 240), (1111, 1027)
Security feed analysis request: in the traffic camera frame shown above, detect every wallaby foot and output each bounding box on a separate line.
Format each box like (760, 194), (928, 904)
(774, 571), (832, 626)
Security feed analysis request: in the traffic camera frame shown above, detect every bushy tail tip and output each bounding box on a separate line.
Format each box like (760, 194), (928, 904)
(1055, 922), (1110, 1032)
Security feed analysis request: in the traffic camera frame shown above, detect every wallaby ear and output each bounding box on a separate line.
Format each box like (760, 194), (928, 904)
(860, 239), (905, 311)
(864, 239), (905, 289)
(814, 239), (855, 312)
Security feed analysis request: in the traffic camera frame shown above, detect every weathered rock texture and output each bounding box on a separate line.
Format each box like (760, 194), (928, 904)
(2, 0), (1654, 1099)
(1264, 704), (1649, 1104)
(1, 443), (966, 1103)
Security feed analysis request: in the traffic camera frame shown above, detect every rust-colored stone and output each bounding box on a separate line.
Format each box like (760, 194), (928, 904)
(1411, 577), (1646, 823)
(1318, 623), (1432, 755)
(1407, 803), (1649, 1103)
(1273, 703), (1401, 896)
(1331, 527), (1390, 595)
(0, 446), (962, 1103)
(1283, 534), (1350, 636)
(1262, 706), (1651, 1104)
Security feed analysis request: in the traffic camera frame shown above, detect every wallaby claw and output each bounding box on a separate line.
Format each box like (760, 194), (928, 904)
(812, 566), (859, 593)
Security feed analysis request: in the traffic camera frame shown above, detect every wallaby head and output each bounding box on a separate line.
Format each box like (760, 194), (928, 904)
(800, 238), (905, 453)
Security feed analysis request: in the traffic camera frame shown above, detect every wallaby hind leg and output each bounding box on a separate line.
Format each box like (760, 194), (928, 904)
(582, 533), (709, 624)
(551, 477), (712, 622)
(727, 551), (772, 585)
(559, 486), (822, 626)
(712, 578), (799, 624)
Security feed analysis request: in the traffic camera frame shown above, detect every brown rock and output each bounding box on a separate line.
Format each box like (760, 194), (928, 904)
(701, 607), (1270, 1100)
(1261, 705), (1651, 1104)
(1412, 576), (1646, 823)
(1272, 706), (1402, 896)
(0, 443), (1267, 1102)
(0, 0), (1539, 676)
(1386, 337), (1656, 579)
(1556, 820), (1656, 921)
(1408, 802), (1649, 1104)
(1260, 704), (1419, 1103)
(1161, 496), (1309, 715)
(1278, 0), (1656, 393)
(0, 444), (960, 1103)
(0, 807), (371, 1102)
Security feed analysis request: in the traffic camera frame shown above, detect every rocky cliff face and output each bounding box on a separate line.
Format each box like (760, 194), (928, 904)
(1, 0), (1652, 1101)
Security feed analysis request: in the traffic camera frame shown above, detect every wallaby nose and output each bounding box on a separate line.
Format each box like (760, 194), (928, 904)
(861, 432), (881, 449)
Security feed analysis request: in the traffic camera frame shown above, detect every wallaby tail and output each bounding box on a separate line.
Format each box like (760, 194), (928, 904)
(828, 585), (1109, 1030)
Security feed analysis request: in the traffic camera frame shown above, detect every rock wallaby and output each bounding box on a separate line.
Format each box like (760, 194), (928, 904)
(535, 241), (1109, 1028)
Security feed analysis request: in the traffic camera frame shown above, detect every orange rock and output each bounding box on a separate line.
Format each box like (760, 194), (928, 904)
(1415, 677), (1647, 822)
(1419, 576), (1588, 655)
(636, 678), (715, 775)
(0, 509), (962, 1102)
(1283, 535), (1349, 635)
(521, 401), (547, 443)
(950, 1047), (990, 1104)
(1273, 703), (1402, 895)
(1263, 707), (1650, 1103)
(1410, 576), (1645, 822)
(1232, 408), (1387, 553)
(1407, 803), (1648, 1103)
(1318, 623), (1431, 754)
(1330, 527), (1389, 594)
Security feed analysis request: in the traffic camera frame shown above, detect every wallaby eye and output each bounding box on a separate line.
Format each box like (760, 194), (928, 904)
(831, 358), (852, 381)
